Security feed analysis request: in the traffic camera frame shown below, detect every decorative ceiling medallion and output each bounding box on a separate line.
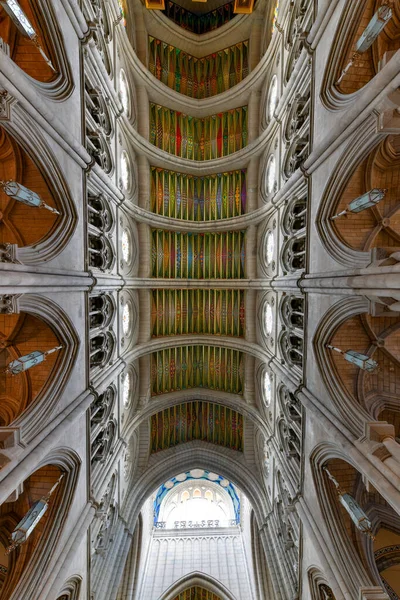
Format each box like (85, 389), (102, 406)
(233, 0), (254, 14)
(145, 0), (165, 9)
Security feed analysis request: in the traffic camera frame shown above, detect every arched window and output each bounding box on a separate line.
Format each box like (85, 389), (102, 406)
(119, 69), (130, 113)
(265, 302), (273, 336)
(263, 371), (272, 406)
(265, 231), (275, 266)
(89, 294), (114, 330)
(280, 331), (303, 369)
(121, 229), (131, 264)
(281, 296), (304, 330)
(89, 331), (115, 369)
(267, 74), (279, 121)
(282, 236), (306, 272)
(266, 155), (276, 196)
(88, 193), (113, 233)
(120, 151), (130, 191)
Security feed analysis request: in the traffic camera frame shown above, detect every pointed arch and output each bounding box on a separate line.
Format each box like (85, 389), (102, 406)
(0, 294), (79, 446)
(160, 572), (237, 600)
(0, 113), (77, 264)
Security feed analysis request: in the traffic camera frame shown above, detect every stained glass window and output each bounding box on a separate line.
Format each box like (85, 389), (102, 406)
(267, 75), (278, 121)
(266, 155), (276, 195)
(266, 232), (274, 265)
(123, 372), (130, 407)
(122, 303), (130, 335)
(121, 229), (131, 263)
(119, 69), (129, 113)
(2, 0), (35, 37)
(120, 151), (130, 190)
(272, 0), (279, 33)
(265, 303), (273, 335)
(264, 371), (272, 405)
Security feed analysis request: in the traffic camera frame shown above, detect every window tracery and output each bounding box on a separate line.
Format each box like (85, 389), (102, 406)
(282, 235), (306, 272)
(89, 294), (114, 330)
(285, 0), (311, 83)
(88, 232), (114, 271)
(90, 387), (117, 466)
(283, 89), (310, 180)
(89, 331), (115, 369)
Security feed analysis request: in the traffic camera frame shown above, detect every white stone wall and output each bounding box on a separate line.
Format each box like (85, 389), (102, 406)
(138, 529), (255, 600)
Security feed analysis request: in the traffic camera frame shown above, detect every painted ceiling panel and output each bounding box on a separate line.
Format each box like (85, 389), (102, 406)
(150, 104), (247, 159)
(151, 289), (245, 337)
(163, 0), (235, 22)
(151, 346), (244, 395)
(150, 168), (246, 221)
(150, 401), (243, 453)
(149, 37), (249, 99)
(151, 230), (246, 278)
(172, 588), (222, 600)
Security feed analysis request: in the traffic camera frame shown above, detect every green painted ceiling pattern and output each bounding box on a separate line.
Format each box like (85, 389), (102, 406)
(149, 37), (249, 99)
(150, 168), (247, 220)
(151, 230), (246, 279)
(172, 587), (222, 600)
(151, 289), (245, 337)
(150, 104), (247, 159)
(150, 401), (243, 453)
(151, 346), (244, 395)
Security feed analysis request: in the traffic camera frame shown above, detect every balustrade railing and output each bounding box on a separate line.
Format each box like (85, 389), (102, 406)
(155, 519), (238, 529)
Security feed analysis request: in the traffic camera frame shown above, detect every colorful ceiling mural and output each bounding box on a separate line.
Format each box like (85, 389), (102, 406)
(149, 104), (247, 159)
(151, 289), (245, 337)
(151, 230), (246, 278)
(153, 469), (240, 523)
(150, 168), (246, 221)
(149, 37), (249, 99)
(172, 587), (222, 600)
(150, 346), (244, 395)
(162, 1), (236, 34)
(150, 401), (243, 453)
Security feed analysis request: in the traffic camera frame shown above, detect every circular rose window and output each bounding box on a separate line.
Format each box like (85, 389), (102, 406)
(267, 75), (278, 121)
(266, 232), (274, 265)
(264, 371), (272, 406)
